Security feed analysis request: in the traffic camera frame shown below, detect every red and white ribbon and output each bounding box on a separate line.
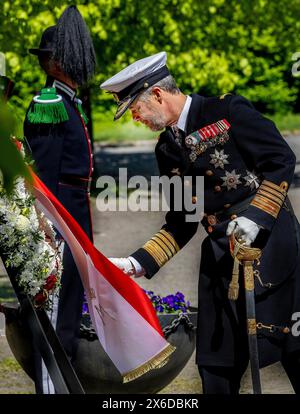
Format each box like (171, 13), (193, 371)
(29, 169), (175, 382)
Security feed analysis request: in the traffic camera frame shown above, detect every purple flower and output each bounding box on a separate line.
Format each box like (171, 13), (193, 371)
(143, 289), (154, 297)
(82, 289), (191, 316)
(176, 292), (185, 301)
(149, 290), (190, 314)
(152, 295), (162, 304)
(82, 302), (89, 314)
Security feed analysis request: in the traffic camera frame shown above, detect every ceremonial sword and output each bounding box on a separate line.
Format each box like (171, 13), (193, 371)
(229, 233), (262, 394)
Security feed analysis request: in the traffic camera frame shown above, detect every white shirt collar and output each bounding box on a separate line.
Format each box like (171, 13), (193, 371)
(53, 79), (76, 100)
(176, 95), (192, 133)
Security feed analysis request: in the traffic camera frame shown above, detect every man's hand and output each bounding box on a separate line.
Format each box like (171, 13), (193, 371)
(226, 216), (260, 246)
(108, 257), (145, 277)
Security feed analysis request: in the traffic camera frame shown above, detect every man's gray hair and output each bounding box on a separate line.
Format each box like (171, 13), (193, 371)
(139, 75), (180, 101)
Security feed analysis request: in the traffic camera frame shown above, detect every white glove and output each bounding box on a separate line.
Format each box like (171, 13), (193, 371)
(108, 257), (145, 278)
(226, 216), (260, 246)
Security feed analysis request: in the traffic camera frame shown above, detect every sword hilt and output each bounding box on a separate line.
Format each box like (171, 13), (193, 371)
(228, 233), (262, 300)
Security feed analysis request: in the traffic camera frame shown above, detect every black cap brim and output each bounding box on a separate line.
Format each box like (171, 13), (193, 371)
(114, 94), (138, 121)
(29, 48), (53, 56)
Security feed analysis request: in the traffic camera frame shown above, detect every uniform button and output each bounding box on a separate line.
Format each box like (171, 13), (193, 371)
(214, 185), (221, 192)
(231, 214), (237, 220)
(224, 203), (231, 209)
(205, 170), (214, 177)
(192, 196), (197, 204)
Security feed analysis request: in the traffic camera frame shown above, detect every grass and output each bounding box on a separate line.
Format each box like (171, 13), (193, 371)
(93, 112), (157, 143)
(0, 353), (34, 394)
(0, 357), (22, 373)
(268, 112), (300, 134)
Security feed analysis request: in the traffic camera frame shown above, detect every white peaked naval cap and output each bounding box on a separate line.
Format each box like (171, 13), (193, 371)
(100, 51), (169, 120)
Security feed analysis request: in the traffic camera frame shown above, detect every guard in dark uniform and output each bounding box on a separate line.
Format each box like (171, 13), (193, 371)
(101, 52), (300, 394)
(24, 6), (96, 393)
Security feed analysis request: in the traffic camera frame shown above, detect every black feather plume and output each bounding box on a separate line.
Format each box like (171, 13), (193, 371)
(53, 5), (96, 86)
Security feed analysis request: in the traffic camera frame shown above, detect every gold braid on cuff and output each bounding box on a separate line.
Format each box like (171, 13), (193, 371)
(142, 229), (180, 268)
(250, 180), (288, 218)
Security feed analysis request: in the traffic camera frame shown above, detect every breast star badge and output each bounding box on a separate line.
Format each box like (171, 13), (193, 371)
(221, 169), (242, 190)
(209, 149), (229, 169)
(243, 170), (260, 190)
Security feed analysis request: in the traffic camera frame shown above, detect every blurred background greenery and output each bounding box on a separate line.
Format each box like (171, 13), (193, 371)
(1, 0), (300, 140)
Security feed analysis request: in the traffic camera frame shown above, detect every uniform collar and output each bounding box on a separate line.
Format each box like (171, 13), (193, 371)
(176, 95), (192, 133)
(52, 79), (76, 100)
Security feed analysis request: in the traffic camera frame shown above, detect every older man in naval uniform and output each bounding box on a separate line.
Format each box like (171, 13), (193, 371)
(101, 51), (300, 394)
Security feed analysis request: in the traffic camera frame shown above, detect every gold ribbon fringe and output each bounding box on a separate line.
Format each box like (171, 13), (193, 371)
(122, 343), (176, 383)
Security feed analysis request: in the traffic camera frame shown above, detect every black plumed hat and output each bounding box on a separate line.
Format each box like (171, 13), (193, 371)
(29, 5), (96, 86)
(29, 26), (56, 55)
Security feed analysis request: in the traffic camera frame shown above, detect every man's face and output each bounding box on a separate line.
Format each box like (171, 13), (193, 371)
(129, 93), (169, 131)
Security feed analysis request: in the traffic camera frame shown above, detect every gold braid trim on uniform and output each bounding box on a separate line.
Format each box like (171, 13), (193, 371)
(143, 242), (169, 267)
(142, 229), (180, 268)
(250, 180), (288, 218)
(159, 229), (180, 253)
(151, 236), (173, 259)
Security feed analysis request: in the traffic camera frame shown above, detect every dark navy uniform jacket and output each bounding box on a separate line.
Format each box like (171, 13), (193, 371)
(24, 77), (93, 240)
(23, 78), (93, 360)
(131, 93), (300, 368)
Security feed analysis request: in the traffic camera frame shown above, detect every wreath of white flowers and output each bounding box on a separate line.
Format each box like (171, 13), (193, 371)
(0, 173), (62, 308)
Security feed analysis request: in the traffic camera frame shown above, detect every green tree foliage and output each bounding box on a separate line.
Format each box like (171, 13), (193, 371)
(0, 101), (31, 193)
(1, 0), (300, 124)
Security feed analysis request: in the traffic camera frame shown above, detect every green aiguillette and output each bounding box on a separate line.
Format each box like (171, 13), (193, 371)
(75, 98), (89, 124)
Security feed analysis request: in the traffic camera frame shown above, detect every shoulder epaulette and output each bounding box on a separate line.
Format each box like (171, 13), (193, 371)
(27, 87), (69, 124)
(219, 93), (233, 100)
